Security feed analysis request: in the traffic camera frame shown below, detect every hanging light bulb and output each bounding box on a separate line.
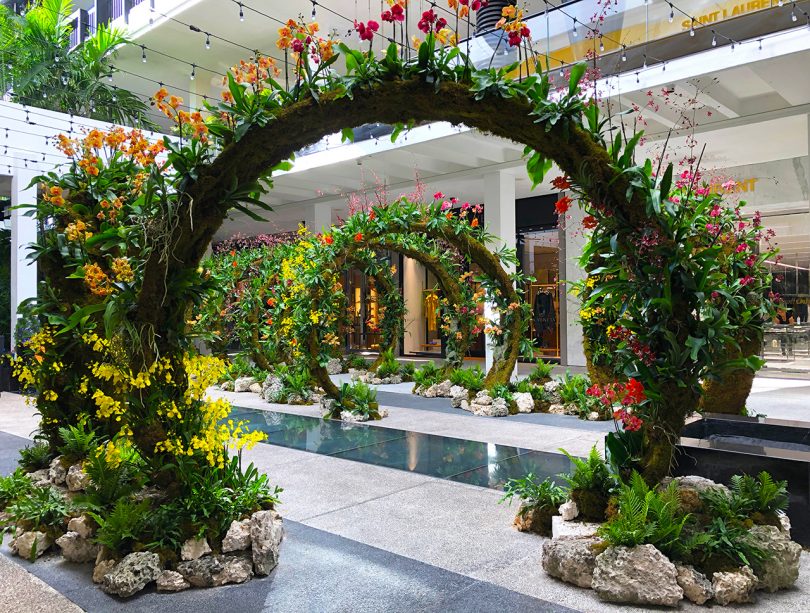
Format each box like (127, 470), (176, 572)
(205, 33), (211, 49)
(599, 35), (604, 52)
(61, 73), (67, 85)
(711, 30), (717, 46)
(311, 0), (317, 18)
(689, 20), (695, 36)
(758, 39), (763, 50)
(239, 2), (244, 21)
(668, 3), (674, 22)
(190, 64), (196, 80)
(141, 45), (147, 62)
(559, 62), (564, 77)
(642, 54), (648, 68)
(107, 71), (113, 82)
(792, 6), (797, 21)
(731, 41), (735, 51)
(662, 61), (667, 71)
(778, 0), (783, 6)
(572, 18), (578, 38)
(621, 45), (627, 61)
(635, 72), (639, 83)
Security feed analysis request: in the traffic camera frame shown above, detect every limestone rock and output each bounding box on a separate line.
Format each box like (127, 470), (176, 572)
(250, 510), (284, 576)
(559, 500), (579, 521)
(659, 475), (730, 514)
(156, 570), (191, 593)
(66, 463), (91, 492)
(28, 468), (50, 486)
(435, 379), (452, 397)
(248, 382), (262, 394)
(551, 516), (599, 540)
(178, 554), (252, 587)
(56, 531), (100, 563)
(320, 397), (337, 416)
(541, 537), (601, 588)
(547, 403), (567, 415)
(101, 552), (162, 598)
(220, 380), (234, 391)
(513, 392), (535, 413)
(459, 399), (472, 412)
(222, 519), (252, 553)
(748, 525), (801, 592)
(473, 395), (508, 417)
(11, 531), (52, 559)
(67, 515), (95, 539)
(234, 376), (257, 393)
(326, 357), (343, 375)
(449, 385), (468, 408)
(592, 545), (683, 607)
(778, 511), (791, 537)
(93, 559), (116, 584)
(422, 384), (438, 398)
(675, 564), (713, 605)
(587, 411), (601, 421)
(340, 410), (369, 422)
(472, 390), (492, 406)
(712, 566), (757, 605)
(181, 537), (212, 561)
(48, 456), (67, 485)
(543, 380), (562, 404)
(263, 376), (284, 403)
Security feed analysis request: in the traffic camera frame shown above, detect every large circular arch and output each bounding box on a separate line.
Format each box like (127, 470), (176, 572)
(306, 217), (522, 401)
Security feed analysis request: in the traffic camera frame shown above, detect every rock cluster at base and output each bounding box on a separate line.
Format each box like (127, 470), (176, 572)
(747, 525), (802, 592)
(56, 531), (100, 563)
(541, 537), (601, 588)
(156, 570), (191, 593)
(233, 376), (258, 393)
(11, 531), (52, 559)
(325, 357), (343, 375)
(222, 519), (252, 553)
(712, 566), (757, 605)
(250, 510), (284, 576)
(513, 392), (535, 413)
(101, 552), (162, 598)
(591, 545), (683, 607)
(676, 564), (714, 605)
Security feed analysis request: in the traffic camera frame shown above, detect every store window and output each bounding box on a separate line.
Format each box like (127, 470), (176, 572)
(764, 263), (810, 371)
(518, 230), (561, 360)
(343, 252), (395, 352)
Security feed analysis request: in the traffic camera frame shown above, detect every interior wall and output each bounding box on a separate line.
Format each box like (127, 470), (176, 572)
(402, 256), (425, 355)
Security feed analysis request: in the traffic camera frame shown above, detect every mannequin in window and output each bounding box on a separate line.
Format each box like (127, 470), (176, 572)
(424, 292), (439, 332)
(533, 290), (556, 347)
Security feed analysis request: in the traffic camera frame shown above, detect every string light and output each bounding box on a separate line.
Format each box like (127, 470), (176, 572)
(689, 19), (695, 36)
(141, 45), (147, 62)
(642, 54), (648, 68)
(599, 35), (605, 52)
(239, 2), (244, 21)
(635, 72), (639, 83)
(205, 33), (211, 49)
(190, 64), (196, 80)
(621, 45), (627, 61)
(711, 30), (717, 46)
(572, 18), (578, 38)
(311, 0), (317, 18)
(559, 61), (564, 77)
(791, 5), (797, 21)
(758, 38), (763, 50)
(668, 3), (674, 22)
(107, 72), (113, 82)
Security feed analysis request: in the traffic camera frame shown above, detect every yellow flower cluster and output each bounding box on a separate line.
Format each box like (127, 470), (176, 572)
(66, 220), (93, 242)
(111, 258), (135, 283)
(579, 306), (604, 321)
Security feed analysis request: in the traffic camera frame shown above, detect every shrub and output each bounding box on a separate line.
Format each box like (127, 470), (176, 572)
(18, 442), (55, 472)
(490, 383), (513, 402)
(375, 349), (401, 379)
(344, 354), (371, 371)
(528, 360), (555, 383)
(449, 366), (485, 392)
(78, 445), (144, 510)
(7, 485), (71, 532)
(57, 421), (99, 462)
(223, 354), (264, 381)
(333, 381), (380, 419)
(90, 499), (150, 554)
(500, 473), (566, 511)
(732, 471), (788, 515)
(413, 361), (442, 388)
(0, 469), (33, 510)
(556, 372), (590, 405)
(279, 366), (312, 403)
(597, 472), (689, 559)
(685, 517), (769, 572)
(560, 447), (615, 521)
(399, 362), (416, 381)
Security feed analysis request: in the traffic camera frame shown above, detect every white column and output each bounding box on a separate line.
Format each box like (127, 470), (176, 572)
(559, 196), (587, 367)
(483, 171), (516, 374)
(10, 163), (38, 347)
(303, 202), (332, 234)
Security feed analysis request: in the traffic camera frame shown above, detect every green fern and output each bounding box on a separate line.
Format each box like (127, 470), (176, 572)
(560, 446), (614, 494)
(375, 349), (401, 379)
(57, 421), (99, 461)
(89, 499), (150, 553)
(499, 474), (566, 513)
(413, 361), (442, 388)
(731, 471), (788, 514)
(528, 360), (554, 382)
(449, 366), (485, 392)
(597, 471), (690, 558)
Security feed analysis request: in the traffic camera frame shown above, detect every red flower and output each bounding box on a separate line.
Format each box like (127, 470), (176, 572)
(551, 176), (571, 190)
(354, 20), (379, 42)
(323, 234), (334, 245)
(555, 195), (573, 215)
(381, 4), (404, 22)
(369, 210), (376, 220)
(266, 297), (276, 307)
(470, 218), (479, 228)
(433, 191), (444, 200)
(354, 232), (363, 242)
(231, 260), (238, 267)
(418, 10), (437, 33)
(582, 215), (598, 229)
(624, 378), (646, 404)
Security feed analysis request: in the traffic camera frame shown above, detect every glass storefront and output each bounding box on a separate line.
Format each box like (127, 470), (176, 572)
(519, 230), (561, 361)
(764, 263), (810, 373)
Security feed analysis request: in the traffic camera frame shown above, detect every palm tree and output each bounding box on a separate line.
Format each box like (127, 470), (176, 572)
(1, 0), (157, 129)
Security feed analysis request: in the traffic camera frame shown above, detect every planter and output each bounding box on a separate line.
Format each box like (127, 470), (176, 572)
(675, 413), (810, 545)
